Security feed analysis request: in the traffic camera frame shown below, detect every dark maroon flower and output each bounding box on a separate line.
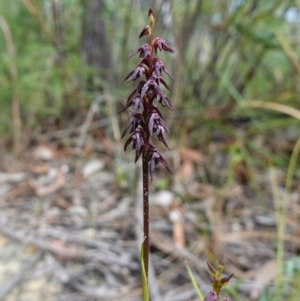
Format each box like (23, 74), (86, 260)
(156, 93), (174, 111)
(147, 105), (171, 149)
(156, 126), (170, 149)
(148, 111), (169, 136)
(126, 80), (146, 106)
(150, 70), (171, 91)
(130, 95), (144, 114)
(153, 37), (175, 54)
(119, 95), (144, 113)
(121, 114), (144, 139)
(128, 44), (151, 59)
(147, 147), (171, 180)
(141, 79), (160, 98)
(124, 128), (145, 162)
(124, 63), (148, 82)
(152, 58), (174, 80)
(141, 78), (171, 102)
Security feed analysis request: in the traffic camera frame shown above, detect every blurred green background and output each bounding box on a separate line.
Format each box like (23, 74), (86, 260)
(1, 0), (300, 170)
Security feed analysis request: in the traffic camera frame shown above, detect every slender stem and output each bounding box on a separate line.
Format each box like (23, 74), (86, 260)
(142, 151), (149, 278)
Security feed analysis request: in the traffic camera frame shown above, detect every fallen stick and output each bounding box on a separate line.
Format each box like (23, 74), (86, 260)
(0, 250), (43, 298)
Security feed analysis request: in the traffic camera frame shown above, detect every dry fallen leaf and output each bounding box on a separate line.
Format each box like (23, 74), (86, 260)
(31, 170), (66, 197)
(53, 196), (74, 210)
(50, 240), (80, 261)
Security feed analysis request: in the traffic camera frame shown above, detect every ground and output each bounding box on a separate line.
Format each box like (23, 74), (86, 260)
(0, 128), (299, 301)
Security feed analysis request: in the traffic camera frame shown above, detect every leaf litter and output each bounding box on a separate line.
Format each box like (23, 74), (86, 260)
(0, 133), (299, 301)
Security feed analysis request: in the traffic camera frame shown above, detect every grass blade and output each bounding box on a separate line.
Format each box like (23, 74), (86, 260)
(186, 263), (204, 301)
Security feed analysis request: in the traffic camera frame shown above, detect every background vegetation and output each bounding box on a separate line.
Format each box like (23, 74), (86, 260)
(0, 0), (299, 165)
(1, 0), (300, 300)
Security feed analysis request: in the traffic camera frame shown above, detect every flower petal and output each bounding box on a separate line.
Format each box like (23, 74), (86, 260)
(159, 77), (171, 91)
(164, 67), (174, 80)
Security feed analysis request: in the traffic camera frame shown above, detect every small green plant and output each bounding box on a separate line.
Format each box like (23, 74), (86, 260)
(119, 8), (174, 297)
(187, 259), (233, 301)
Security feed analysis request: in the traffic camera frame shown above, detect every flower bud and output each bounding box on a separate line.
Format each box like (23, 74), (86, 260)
(203, 291), (217, 301)
(139, 25), (150, 38)
(148, 9), (155, 28)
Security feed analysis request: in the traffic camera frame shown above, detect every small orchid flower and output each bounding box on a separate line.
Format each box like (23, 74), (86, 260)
(124, 63), (149, 82)
(152, 58), (174, 80)
(147, 147), (171, 180)
(152, 37), (175, 54)
(128, 43), (151, 59)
